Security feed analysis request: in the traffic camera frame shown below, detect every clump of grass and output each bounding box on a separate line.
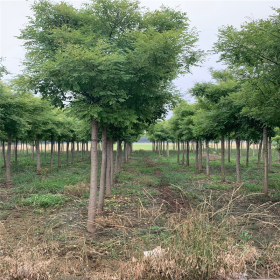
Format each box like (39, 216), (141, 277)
(63, 182), (89, 197)
(21, 193), (67, 208)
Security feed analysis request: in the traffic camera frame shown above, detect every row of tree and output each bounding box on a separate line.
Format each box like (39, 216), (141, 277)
(1, 0), (201, 233)
(147, 66), (279, 195)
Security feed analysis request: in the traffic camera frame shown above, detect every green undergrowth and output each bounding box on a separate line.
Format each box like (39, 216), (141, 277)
(1, 147), (280, 278)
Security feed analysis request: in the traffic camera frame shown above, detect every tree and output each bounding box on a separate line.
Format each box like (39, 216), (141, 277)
(19, 0), (200, 233)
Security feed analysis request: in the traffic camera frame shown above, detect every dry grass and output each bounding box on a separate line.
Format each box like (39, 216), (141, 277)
(1, 186), (280, 279)
(63, 182), (89, 197)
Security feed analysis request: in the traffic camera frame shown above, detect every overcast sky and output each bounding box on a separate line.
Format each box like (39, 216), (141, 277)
(1, 0), (279, 102)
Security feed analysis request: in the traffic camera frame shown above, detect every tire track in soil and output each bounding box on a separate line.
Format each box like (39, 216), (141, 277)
(143, 156), (190, 212)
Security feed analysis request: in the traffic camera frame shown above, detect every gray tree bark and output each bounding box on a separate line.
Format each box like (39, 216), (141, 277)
(87, 118), (98, 233)
(206, 140), (210, 176)
(198, 139), (203, 173)
(258, 139), (263, 169)
(186, 141), (189, 166)
(236, 137), (241, 184)
(6, 134), (11, 184)
(50, 136), (54, 170)
(246, 140), (250, 167)
(36, 134), (41, 175)
(98, 127), (107, 213)
(221, 136), (225, 182)
(58, 141), (61, 168)
(263, 127), (268, 196)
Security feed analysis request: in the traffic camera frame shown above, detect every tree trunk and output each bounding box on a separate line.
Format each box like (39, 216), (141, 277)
(246, 140), (250, 167)
(221, 136), (225, 182)
(2, 141), (6, 167)
(253, 143), (255, 157)
(71, 141), (74, 164)
(240, 141), (242, 159)
(114, 140), (122, 175)
(82, 140), (85, 160)
(98, 128), (107, 213)
(198, 139), (203, 173)
(258, 139), (263, 169)
(158, 141), (161, 156)
(236, 137), (241, 184)
(66, 139), (70, 166)
(268, 136), (272, 172)
(263, 127), (268, 196)
(278, 150), (280, 163)
(87, 118), (98, 233)
(50, 136), (54, 170)
(177, 140), (180, 164)
(15, 139), (18, 164)
(152, 141), (155, 152)
(6, 134), (12, 184)
(182, 141), (185, 164)
(105, 138), (112, 196)
(206, 140), (210, 175)
(26, 141), (28, 155)
(108, 139), (114, 195)
(195, 141), (198, 169)
(166, 141), (169, 157)
(186, 141), (190, 166)
(36, 134), (41, 175)
(76, 142), (79, 162)
(228, 136), (231, 163)
(58, 141), (61, 168)
(32, 141), (35, 160)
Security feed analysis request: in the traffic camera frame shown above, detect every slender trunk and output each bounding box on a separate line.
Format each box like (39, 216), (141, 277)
(6, 134), (12, 184)
(186, 141), (190, 166)
(158, 141), (161, 156)
(105, 139), (112, 196)
(173, 142), (175, 151)
(36, 134), (41, 175)
(50, 136), (54, 170)
(82, 140), (85, 160)
(86, 142), (89, 157)
(236, 136), (241, 184)
(240, 141), (242, 159)
(58, 141), (61, 168)
(253, 143), (255, 157)
(258, 139), (263, 169)
(263, 127), (268, 196)
(177, 140), (180, 164)
(228, 136), (231, 163)
(246, 141), (250, 167)
(195, 141), (198, 169)
(15, 139), (18, 164)
(268, 136), (272, 172)
(87, 118), (98, 233)
(32, 141), (35, 160)
(152, 141), (155, 152)
(71, 141), (74, 164)
(108, 139), (114, 195)
(26, 141), (28, 156)
(198, 140), (203, 173)
(76, 142), (79, 163)
(278, 150), (280, 163)
(221, 136), (225, 182)
(206, 140), (210, 175)
(98, 128), (107, 213)
(44, 140), (47, 158)
(166, 142), (169, 157)
(182, 142), (185, 164)
(2, 141), (6, 167)
(114, 140), (122, 174)
(66, 139), (70, 166)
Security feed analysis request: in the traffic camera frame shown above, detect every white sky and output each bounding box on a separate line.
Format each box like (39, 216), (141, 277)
(0, 0), (279, 103)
